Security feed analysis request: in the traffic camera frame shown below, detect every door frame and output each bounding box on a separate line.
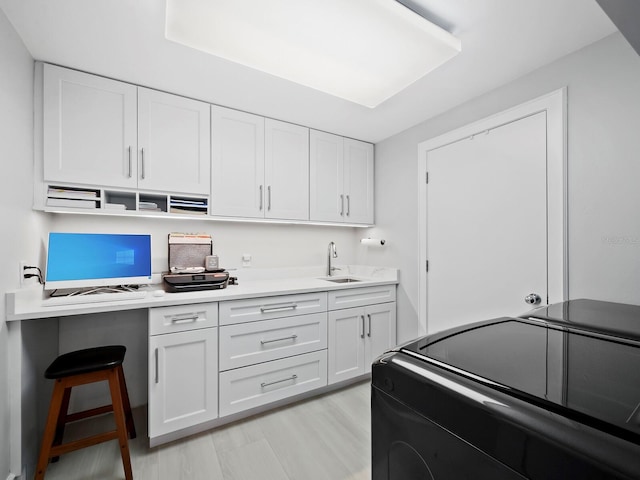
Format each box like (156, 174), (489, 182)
(417, 88), (568, 336)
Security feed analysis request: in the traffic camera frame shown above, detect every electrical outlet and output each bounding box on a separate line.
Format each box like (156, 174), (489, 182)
(242, 254), (252, 267)
(19, 260), (27, 286)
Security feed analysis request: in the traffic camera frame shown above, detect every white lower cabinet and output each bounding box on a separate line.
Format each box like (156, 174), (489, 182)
(219, 350), (327, 417)
(146, 285), (396, 443)
(328, 301), (396, 385)
(148, 304), (218, 440)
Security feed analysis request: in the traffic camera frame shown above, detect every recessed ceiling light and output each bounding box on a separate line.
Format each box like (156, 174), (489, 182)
(165, 0), (461, 108)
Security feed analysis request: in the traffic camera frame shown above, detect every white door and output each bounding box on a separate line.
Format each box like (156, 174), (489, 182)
(138, 88), (210, 194)
(43, 64), (138, 188)
(211, 106), (265, 217)
(328, 307), (365, 384)
(344, 139), (374, 224)
(265, 119), (309, 220)
(364, 302), (397, 373)
(426, 112), (548, 333)
(310, 130), (344, 223)
(148, 328), (218, 438)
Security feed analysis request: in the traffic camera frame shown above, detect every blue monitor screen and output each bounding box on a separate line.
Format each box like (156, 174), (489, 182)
(45, 233), (152, 287)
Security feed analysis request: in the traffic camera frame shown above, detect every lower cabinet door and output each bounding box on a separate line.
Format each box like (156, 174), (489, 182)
(149, 328), (218, 438)
(364, 302), (397, 374)
(219, 350), (327, 417)
(328, 307), (366, 385)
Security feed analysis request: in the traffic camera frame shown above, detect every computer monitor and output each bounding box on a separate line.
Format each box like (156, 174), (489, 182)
(44, 232), (152, 291)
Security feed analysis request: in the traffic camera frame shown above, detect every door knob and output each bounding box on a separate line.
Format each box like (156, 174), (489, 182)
(524, 293), (542, 305)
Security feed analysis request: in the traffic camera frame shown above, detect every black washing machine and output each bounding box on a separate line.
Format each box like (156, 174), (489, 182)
(372, 299), (640, 479)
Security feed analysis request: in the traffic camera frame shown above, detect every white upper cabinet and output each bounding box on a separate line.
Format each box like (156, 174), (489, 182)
(138, 88), (210, 194)
(43, 65), (210, 195)
(310, 130), (374, 224)
(264, 119), (309, 220)
(41, 64), (373, 225)
(43, 64), (138, 188)
(309, 130), (344, 223)
(211, 109), (310, 220)
(211, 106), (265, 218)
(343, 138), (374, 224)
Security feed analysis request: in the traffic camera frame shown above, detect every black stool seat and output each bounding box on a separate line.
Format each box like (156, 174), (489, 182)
(35, 344), (135, 480)
(45, 345), (126, 379)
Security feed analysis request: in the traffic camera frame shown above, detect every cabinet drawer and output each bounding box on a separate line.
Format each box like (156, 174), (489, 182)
(219, 350), (327, 417)
(219, 312), (327, 371)
(149, 303), (218, 335)
(327, 285), (396, 310)
(219, 292), (327, 325)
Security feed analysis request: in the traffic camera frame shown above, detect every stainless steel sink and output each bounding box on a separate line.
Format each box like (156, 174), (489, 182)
(322, 277), (361, 283)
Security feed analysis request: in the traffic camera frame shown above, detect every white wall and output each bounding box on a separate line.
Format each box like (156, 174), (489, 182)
(0, 7), (45, 478)
(369, 32), (640, 342)
(48, 215), (361, 275)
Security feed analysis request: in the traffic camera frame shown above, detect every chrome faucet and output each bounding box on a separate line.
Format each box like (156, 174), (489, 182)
(327, 241), (338, 276)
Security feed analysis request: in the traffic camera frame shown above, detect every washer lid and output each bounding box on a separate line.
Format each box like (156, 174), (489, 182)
(527, 299), (640, 341)
(402, 318), (640, 442)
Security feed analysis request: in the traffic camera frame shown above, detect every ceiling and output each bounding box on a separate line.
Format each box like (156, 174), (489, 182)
(0, 0), (616, 143)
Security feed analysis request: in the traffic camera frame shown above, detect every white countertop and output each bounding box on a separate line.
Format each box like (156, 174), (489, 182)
(6, 265), (398, 321)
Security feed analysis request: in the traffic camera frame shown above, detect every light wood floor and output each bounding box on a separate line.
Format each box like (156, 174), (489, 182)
(41, 381), (371, 480)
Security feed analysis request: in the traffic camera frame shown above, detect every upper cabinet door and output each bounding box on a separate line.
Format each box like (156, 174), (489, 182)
(211, 106), (265, 218)
(43, 64), (138, 188)
(265, 119), (309, 221)
(344, 138), (374, 224)
(310, 130), (344, 223)
(138, 88), (210, 194)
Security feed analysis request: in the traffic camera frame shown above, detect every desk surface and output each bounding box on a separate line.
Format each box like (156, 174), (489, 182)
(7, 266), (398, 321)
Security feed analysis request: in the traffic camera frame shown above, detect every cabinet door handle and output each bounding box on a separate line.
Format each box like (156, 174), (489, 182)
(260, 334), (297, 345)
(260, 303), (298, 313)
(259, 185), (263, 211)
(154, 348), (159, 384)
(140, 147), (146, 180)
(367, 313), (371, 337)
(267, 186), (271, 211)
(261, 374), (297, 388)
(346, 195), (350, 217)
(127, 146), (132, 178)
(361, 315), (365, 339)
(340, 194), (344, 216)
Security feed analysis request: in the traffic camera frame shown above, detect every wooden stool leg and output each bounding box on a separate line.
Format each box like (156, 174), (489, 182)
(35, 380), (66, 480)
(51, 387), (72, 463)
(117, 365), (137, 439)
(108, 368), (133, 480)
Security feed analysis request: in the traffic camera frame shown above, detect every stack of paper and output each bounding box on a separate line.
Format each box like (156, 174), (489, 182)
(46, 186), (99, 208)
(169, 197), (208, 215)
(139, 201), (162, 212)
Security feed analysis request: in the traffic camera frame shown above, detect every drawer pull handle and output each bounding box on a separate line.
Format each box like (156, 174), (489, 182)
(361, 315), (365, 339)
(260, 334), (298, 345)
(260, 303), (298, 313)
(261, 374), (298, 388)
(367, 314), (371, 337)
(171, 315), (199, 324)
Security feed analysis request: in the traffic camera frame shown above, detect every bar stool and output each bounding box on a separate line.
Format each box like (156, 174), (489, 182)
(34, 345), (136, 480)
